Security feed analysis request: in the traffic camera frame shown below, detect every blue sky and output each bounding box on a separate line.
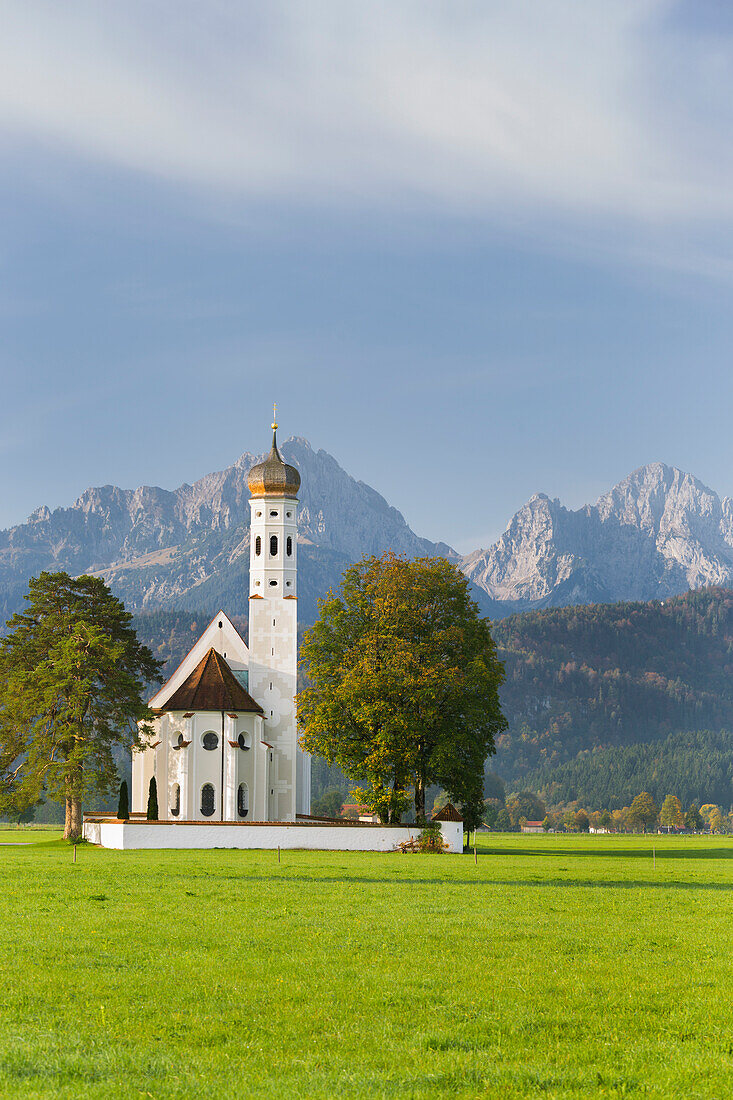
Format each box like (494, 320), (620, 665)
(2, 1), (733, 552)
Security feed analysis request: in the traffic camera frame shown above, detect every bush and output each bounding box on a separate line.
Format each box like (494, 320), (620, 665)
(398, 823), (448, 853)
(146, 777), (159, 821)
(117, 781), (129, 821)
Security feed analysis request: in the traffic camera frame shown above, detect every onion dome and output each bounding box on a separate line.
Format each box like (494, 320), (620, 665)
(247, 419), (301, 498)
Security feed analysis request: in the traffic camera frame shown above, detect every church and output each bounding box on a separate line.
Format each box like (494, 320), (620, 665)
(131, 419), (311, 823)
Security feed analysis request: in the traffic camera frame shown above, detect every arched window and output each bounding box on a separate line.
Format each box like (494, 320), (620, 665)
(286, 536), (293, 557)
(237, 782), (249, 818)
(201, 784), (215, 817)
(237, 732), (250, 751)
(202, 731), (219, 751)
(170, 783), (180, 817)
(255, 535), (261, 556)
(270, 535), (278, 556)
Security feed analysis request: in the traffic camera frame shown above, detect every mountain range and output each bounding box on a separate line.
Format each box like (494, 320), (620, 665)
(3, 446), (733, 624)
(0, 439), (452, 626)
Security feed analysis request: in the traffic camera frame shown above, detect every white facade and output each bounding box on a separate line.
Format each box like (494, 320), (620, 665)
(131, 424), (309, 823)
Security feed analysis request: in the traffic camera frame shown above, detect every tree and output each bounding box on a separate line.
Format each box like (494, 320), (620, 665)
(117, 780), (130, 821)
(628, 792), (659, 833)
(494, 808), (512, 832)
(0, 572), (161, 839)
(699, 804), (718, 829)
(9, 801), (37, 828)
(575, 809), (589, 832)
(685, 804), (702, 831)
(297, 553), (506, 824)
(311, 787), (346, 819)
(660, 794), (683, 830)
(483, 797), (503, 828)
(707, 806), (725, 834)
(146, 777), (159, 821)
(599, 810), (612, 831)
(483, 771), (505, 803)
(506, 790), (545, 827)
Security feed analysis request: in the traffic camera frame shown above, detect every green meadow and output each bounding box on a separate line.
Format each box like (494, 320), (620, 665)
(1, 833), (731, 1099)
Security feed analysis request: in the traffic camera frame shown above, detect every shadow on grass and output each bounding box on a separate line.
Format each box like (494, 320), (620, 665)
(479, 846), (733, 860)
(205, 872), (733, 891)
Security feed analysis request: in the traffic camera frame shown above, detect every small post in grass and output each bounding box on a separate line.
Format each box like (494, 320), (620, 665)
(653, 845), (656, 871)
(73, 844), (77, 864)
(278, 845), (281, 864)
(474, 843), (477, 866)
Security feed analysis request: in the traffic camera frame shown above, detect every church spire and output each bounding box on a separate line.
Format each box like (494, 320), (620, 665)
(247, 410), (300, 498)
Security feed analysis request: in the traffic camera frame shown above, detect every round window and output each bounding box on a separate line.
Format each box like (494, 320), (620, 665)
(202, 731), (219, 751)
(237, 732), (250, 750)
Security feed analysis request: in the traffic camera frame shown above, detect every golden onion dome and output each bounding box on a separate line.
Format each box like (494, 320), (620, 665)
(247, 423), (301, 498)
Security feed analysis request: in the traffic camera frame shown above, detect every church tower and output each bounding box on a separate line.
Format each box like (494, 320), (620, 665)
(247, 416), (310, 819)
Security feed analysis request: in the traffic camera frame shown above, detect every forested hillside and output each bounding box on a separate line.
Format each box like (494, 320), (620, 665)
(522, 729), (733, 810)
(129, 588), (733, 810)
(491, 587), (733, 803)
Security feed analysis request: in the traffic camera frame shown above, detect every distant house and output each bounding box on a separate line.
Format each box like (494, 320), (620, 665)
(521, 820), (544, 833)
(341, 803), (376, 821)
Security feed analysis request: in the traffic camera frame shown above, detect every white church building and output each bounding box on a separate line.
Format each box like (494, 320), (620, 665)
(131, 420), (311, 823)
(84, 420), (463, 852)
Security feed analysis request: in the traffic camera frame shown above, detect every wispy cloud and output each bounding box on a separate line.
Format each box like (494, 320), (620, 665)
(0, 1), (731, 225)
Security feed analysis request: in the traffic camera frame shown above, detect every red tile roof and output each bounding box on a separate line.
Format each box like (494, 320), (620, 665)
(159, 648), (263, 715)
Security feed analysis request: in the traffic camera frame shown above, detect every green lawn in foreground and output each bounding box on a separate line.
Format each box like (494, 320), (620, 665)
(1, 834), (731, 1099)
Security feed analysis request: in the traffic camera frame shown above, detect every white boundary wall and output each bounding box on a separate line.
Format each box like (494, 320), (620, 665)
(83, 819), (463, 854)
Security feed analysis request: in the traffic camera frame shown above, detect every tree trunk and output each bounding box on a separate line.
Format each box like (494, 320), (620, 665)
(64, 797), (82, 840)
(414, 780), (425, 823)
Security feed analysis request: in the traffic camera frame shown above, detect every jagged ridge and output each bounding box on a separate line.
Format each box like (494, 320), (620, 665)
(463, 462), (733, 611)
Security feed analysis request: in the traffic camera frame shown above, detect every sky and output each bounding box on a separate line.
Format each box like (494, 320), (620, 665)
(2, 1), (733, 553)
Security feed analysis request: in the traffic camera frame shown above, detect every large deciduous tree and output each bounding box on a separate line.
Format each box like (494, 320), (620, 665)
(297, 553), (506, 824)
(628, 791), (659, 833)
(0, 572), (161, 839)
(660, 794), (683, 830)
(506, 790), (546, 827)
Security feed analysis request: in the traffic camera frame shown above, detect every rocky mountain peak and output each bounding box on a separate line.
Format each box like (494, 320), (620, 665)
(463, 463), (733, 613)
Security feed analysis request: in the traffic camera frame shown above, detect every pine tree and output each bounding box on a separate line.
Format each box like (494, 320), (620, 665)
(0, 572), (162, 839)
(146, 777), (158, 821)
(685, 804), (702, 830)
(117, 780), (130, 821)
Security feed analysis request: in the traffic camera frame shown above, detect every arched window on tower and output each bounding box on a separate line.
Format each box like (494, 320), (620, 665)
(286, 536), (292, 557)
(200, 784), (215, 817)
(170, 784), (180, 817)
(237, 782), (249, 818)
(255, 536), (261, 556)
(270, 535), (278, 556)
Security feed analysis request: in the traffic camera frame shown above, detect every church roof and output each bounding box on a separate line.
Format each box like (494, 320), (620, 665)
(157, 648), (264, 715)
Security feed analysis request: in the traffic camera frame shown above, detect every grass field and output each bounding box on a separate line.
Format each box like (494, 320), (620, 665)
(1, 833), (731, 1098)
